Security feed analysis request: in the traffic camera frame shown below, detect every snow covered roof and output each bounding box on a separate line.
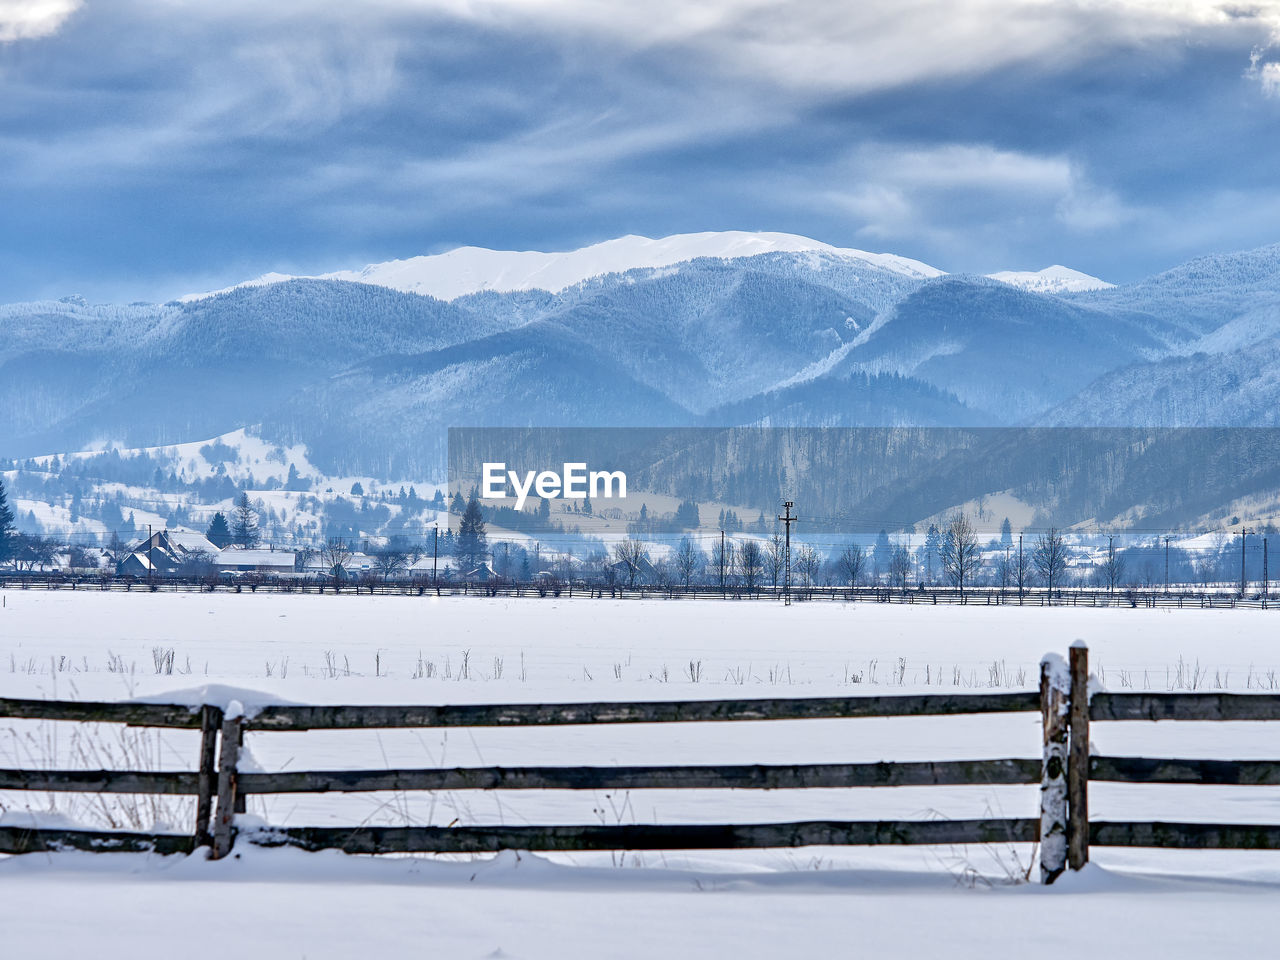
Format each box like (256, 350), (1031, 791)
(130, 528), (218, 556)
(165, 530), (220, 554)
(217, 549), (296, 567)
(302, 551), (375, 570)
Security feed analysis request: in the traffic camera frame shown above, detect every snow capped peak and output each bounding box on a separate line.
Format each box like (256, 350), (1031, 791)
(179, 231), (944, 303)
(986, 265), (1114, 294)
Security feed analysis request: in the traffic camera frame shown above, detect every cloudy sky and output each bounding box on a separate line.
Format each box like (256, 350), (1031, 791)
(2, 0), (1280, 301)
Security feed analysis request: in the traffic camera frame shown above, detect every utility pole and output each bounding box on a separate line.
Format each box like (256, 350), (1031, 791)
(777, 501), (795, 607)
(1107, 535), (1115, 595)
(1164, 536), (1171, 593)
(1240, 527), (1251, 597)
(1017, 533), (1023, 605)
(1265, 536), (1270, 604)
(147, 523), (154, 590)
(432, 527), (438, 585)
(719, 529), (726, 598)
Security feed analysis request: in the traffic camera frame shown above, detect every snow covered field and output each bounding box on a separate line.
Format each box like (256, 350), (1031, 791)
(2, 591), (1279, 958)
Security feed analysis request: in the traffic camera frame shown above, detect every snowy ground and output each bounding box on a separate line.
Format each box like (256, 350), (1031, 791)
(2, 591), (1279, 958)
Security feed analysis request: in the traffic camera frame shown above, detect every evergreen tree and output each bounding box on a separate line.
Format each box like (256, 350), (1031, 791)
(230, 493), (260, 548)
(674, 499), (699, 529)
(206, 512), (232, 549)
(0, 477), (15, 566)
(1000, 517), (1013, 547)
(454, 494), (488, 570)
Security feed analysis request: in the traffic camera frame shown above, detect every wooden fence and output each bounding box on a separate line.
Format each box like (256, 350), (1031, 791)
(2, 571), (1274, 609)
(2, 645), (1279, 883)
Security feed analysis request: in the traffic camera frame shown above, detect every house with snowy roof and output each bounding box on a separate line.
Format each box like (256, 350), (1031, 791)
(116, 529), (219, 576)
(216, 546), (297, 575)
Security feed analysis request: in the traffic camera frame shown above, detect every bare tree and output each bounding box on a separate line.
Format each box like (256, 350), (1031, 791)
(372, 545), (408, 582)
(738, 539), (764, 593)
(650, 557), (674, 590)
(103, 530), (128, 569)
(583, 549), (608, 584)
(939, 513), (982, 598)
(555, 548), (576, 582)
(322, 537), (353, 587)
(293, 545), (317, 574)
(711, 537), (736, 590)
(889, 544), (912, 590)
(1194, 552), (1216, 587)
(1101, 540), (1126, 593)
(1016, 540), (1034, 598)
(765, 534), (786, 588)
(674, 536), (701, 589)
(176, 549), (217, 578)
(995, 550), (1013, 589)
(613, 538), (647, 588)
(12, 534), (58, 572)
(795, 544), (821, 590)
(1033, 528), (1068, 600)
(837, 544), (867, 587)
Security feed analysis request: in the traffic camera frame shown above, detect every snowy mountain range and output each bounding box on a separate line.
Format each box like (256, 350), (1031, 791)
(181, 231), (945, 302)
(178, 230), (1116, 303)
(3, 232), (1279, 482)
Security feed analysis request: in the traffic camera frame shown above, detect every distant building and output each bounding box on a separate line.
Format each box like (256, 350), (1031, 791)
(303, 551), (377, 580)
(216, 546), (297, 575)
(460, 562), (495, 582)
(606, 555), (659, 585)
(116, 529), (219, 577)
(408, 555), (437, 576)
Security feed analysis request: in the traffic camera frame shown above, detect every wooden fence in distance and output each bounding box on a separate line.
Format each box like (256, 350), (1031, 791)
(2, 571), (1275, 609)
(2, 645), (1280, 882)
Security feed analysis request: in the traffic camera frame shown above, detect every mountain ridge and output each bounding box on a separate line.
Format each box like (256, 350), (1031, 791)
(3, 238), (1280, 479)
(178, 231), (946, 303)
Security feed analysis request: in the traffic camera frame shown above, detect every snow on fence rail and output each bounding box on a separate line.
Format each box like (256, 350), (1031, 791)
(3, 648), (1280, 883)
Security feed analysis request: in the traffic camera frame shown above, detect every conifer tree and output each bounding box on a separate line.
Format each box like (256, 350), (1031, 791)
(454, 493), (488, 570)
(230, 493), (260, 548)
(0, 477), (15, 566)
(206, 511), (232, 549)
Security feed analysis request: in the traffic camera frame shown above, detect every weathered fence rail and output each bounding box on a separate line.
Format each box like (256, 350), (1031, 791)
(246, 691), (1042, 730)
(251, 819), (1042, 856)
(235, 758), (1043, 795)
(3, 646), (1280, 882)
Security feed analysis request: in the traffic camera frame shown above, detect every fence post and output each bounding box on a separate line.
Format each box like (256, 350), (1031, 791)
(1068, 642), (1090, 871)
(234, 721), (247, 814)
(194, 704), (224, 848)
(211, 706), (245, 860)
(1040, 654), (1069, 884)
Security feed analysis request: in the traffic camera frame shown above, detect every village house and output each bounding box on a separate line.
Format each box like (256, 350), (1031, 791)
(116, 529), (220, 577)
